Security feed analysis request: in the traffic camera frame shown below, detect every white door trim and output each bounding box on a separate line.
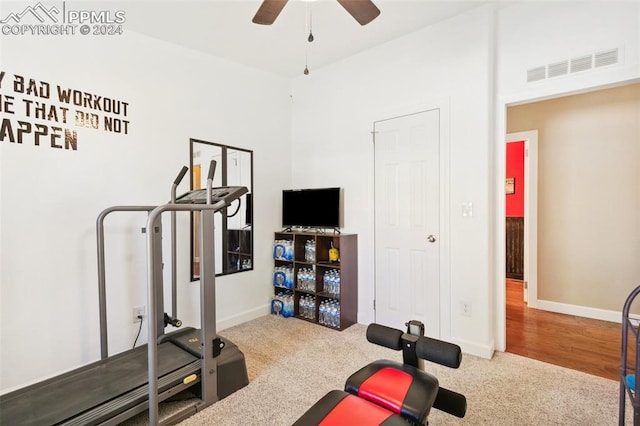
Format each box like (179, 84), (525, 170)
(506, 131), (538, 306)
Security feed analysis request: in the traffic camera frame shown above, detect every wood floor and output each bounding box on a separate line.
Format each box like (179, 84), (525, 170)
(506, 279), (628, 381)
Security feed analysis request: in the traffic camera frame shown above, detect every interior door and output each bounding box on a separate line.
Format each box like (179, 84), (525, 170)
(374, 109), (440, 337)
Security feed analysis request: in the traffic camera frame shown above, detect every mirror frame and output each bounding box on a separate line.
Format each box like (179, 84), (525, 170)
(190, 138), (253, 280)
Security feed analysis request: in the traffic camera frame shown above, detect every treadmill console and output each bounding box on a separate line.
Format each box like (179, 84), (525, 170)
(175, 186), (248, 209)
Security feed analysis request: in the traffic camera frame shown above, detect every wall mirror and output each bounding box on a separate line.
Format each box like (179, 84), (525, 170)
(190, 138), (253, 279)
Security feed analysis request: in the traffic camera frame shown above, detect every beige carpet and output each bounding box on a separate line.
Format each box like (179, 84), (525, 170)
(129, 315), (630, 425)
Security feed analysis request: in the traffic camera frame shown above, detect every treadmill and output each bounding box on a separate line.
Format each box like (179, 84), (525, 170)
(0, 162), (249, 425)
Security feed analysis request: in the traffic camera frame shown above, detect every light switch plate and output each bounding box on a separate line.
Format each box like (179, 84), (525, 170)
(462, 202), (473, 217)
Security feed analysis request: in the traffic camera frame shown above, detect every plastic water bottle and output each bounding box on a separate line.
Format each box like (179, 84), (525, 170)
(310, 269), (316, 292)
(325, 300), (339, 328)
(285, 240), (294, 261)
(305, 239), (316, 263)
(302, 296), (307, 318)
(309, 296), (316, 320)
(286, 267), (293, 288)
(288, 294), (294, 317)
(297, 268), (305, 291)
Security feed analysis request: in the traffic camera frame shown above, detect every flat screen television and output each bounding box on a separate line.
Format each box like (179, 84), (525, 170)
(282, 187), (341, 229)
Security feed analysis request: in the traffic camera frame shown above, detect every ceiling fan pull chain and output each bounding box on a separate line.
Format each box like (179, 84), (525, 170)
(308, 5), (314, 42)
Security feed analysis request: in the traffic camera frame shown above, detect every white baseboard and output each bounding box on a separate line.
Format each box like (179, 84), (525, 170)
(452, 337), (495, 359)
(217, 303), (271, 331)
(534, 299), (626, 323)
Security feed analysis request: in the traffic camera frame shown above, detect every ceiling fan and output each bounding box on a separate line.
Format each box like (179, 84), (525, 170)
(252, 0), (381, 26)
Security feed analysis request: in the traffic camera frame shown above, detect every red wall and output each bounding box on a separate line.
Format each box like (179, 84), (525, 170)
(506, 141), (525, 217)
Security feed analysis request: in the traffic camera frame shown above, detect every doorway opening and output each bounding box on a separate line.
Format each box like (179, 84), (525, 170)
(501, 82), (640, 378)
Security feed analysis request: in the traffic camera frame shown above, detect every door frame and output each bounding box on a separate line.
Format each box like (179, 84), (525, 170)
(506, 131), (538, 305)
(371, 98), (451, 341)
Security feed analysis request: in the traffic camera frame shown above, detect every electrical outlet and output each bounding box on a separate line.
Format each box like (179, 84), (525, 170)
(460, 300), (472, 317)
(133, 306), (145, 323)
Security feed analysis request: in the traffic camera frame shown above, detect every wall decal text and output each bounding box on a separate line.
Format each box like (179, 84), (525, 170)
(0, 70), (130, 151)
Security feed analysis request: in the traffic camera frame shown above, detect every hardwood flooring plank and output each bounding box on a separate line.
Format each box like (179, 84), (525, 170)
(505, 280), (625, 380)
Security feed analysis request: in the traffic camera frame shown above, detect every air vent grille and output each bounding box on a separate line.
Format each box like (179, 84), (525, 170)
(527, 47), (620, 83)
(527, 66), (546, 83)
(570, 55), (592, 73)
(595, 48), (618, 67)
(548, 60), (568, 78)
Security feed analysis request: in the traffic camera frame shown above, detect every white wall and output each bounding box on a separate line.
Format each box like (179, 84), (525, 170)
(0, 30), (291, 391)
(494, 1), (640, 350)
(291, 5), (495, 357)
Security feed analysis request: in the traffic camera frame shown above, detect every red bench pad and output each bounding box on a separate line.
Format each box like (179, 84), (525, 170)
(293, 390), (409, 426)
(345, 360), (439, 424)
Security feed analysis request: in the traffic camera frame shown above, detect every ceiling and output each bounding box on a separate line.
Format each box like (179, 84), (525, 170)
(114, 0), (489, 77)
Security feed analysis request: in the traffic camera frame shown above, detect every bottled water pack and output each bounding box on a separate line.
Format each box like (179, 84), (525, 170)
(319, 299), (341, 329)
(272, 291), (294, 318)
(273, 239), (294, 261)
(273, 266), (294, 289)
(322, 269), (340, 297)
(296, 267), (316, 292)
(298, 295), (316, 320)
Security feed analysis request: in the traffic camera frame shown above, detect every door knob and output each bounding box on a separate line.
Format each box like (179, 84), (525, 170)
(427, 235), (436, 243)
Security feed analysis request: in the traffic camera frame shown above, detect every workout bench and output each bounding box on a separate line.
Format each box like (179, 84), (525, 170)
(294, 322), (466, 425)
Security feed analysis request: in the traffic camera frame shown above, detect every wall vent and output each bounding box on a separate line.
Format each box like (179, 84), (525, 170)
(594, 48), (619, 68)
(570, 55), (592, 73)
(548, 60), (568, 78)
(527, 66), (546, 83)
(527, 47), (620, 83)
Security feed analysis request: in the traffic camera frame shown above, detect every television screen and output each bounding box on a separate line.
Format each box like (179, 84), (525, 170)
(282, 188), (341, 229)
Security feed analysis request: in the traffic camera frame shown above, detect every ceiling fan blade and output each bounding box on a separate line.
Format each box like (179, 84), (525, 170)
(252, 0), (289, 25)
(337, 0), (380, 26)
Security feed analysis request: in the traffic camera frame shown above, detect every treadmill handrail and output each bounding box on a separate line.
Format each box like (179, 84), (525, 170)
(96, 205), (158, 359)
(145, 200), (226, 425)
(170, 167), (189, 321)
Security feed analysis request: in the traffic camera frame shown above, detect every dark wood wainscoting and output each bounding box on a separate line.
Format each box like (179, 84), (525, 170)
(506, 217), (524, 280)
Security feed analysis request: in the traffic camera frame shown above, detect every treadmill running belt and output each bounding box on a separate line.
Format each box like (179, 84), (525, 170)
(0, 342), (198, 425)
